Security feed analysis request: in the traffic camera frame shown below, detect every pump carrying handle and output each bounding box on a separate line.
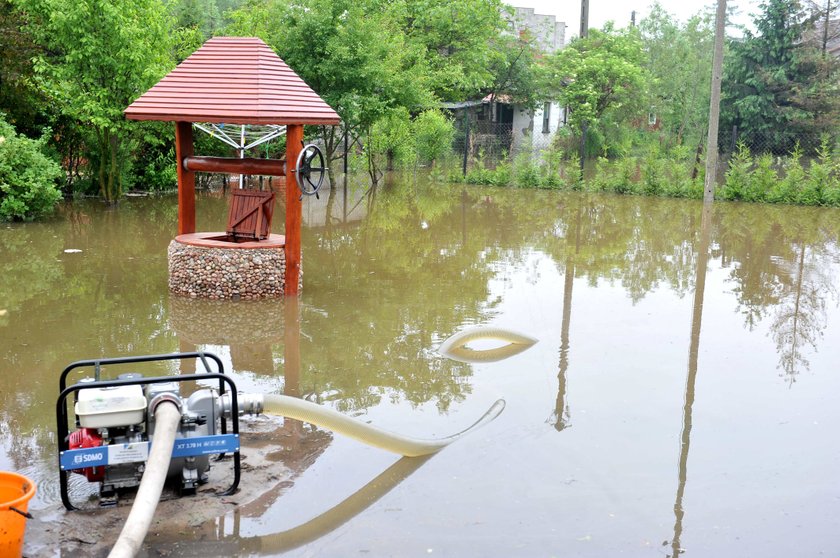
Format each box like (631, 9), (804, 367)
(59, 351), (224, 392)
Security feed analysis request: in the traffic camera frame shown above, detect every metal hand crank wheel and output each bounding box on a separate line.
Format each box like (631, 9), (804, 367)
(295, 144), (327, 199)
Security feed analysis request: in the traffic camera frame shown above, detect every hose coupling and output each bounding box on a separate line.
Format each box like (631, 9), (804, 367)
(220, 392), (264, 418)
(148, 392), (183, 417)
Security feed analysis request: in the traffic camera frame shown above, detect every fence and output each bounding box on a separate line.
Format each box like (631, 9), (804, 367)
(454, 122), (837, 171)
(719, 125), (835, 157)
(453, 119), (558, 164)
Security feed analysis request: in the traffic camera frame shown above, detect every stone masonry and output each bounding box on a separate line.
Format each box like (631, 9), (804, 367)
(168, 240), (288, 299)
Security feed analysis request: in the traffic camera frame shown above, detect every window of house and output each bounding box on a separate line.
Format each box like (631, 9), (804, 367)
(542, 102), (551, 133)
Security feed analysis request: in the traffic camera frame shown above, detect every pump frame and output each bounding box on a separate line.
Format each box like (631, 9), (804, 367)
(56, 352), (242, 510)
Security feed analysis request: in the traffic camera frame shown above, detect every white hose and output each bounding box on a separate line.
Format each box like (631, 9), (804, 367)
(108, 401), (181, 558)
(438, 326), (538, 363)
(263, 394), (505, 457)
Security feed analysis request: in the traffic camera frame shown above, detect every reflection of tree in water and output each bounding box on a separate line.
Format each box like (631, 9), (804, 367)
(716, 204), (839, 383)
(302, 180), (511, 413)
(770, 242), (835, 385)
(716, 207), (791, 329)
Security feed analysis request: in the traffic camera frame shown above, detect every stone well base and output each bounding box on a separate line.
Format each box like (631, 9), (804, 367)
(168, 233), (288, 299)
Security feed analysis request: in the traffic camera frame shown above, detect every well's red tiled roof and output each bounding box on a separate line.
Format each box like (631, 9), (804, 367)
(124, 37), (341, 125)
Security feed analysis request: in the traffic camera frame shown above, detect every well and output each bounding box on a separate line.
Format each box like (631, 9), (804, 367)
(124, 37), (340, 298)
(168, 233), (294, 300)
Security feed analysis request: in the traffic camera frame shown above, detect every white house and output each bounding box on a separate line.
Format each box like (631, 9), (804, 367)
(442, 7), (567, 157)
(507, 7), (567, 153)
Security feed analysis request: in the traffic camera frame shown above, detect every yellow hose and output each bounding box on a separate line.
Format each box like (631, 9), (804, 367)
(438, 326), (538, 363)
(263, 395), (505, 457)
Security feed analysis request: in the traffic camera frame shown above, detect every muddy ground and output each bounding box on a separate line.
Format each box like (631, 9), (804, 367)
(23, 415), (331, 557)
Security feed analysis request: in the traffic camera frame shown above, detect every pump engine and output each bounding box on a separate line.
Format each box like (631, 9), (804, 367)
(57, 353), (250, 510)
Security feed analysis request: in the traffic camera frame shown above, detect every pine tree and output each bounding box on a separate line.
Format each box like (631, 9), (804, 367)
(721, 0), (839, 153)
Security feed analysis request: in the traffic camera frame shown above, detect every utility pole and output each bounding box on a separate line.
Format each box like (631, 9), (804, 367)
(579, 0), (589, 38)
(703, 0), (726, 203)
(631, 10), (636, 27)
(578, 0), (590, 174)
(821, 0), (833, 56)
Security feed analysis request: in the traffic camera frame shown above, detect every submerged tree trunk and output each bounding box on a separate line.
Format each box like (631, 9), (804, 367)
(108, 132), (119, 202)
(97, 129), (107, 200)
(95, 126), (121, 202)
(319, 124), (340, 188)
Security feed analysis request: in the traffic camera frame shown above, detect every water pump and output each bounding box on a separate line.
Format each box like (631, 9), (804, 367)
(56, 353), (246, 510)
(56, 343), (510, 516)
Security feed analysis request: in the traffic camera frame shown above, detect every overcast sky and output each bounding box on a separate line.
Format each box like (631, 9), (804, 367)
(513, 0), (762, 39)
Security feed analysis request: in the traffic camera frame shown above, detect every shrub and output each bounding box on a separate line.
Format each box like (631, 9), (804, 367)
(746, 154), (777, 202)
(464, 159), (511, 186)
(540, 146), (564, 189)
(588, 157), (610, 192)
(134, 146), (177, 192)
(720, 142), (752, 201)
(556, 153), (582, 190)
(512, 149), (542, 188)
(799, 137), (833, 205)
(615, 157), (639, 194)
(370, 108), (415, 168)
(413, 109), (455, 165)
(641, 150), (664, 196)
(662, 155), (700, 199)
(0, 117), (63, 221)
(768, 145), (804, 204)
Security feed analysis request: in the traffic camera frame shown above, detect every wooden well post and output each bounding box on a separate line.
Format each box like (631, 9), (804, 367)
(284, 125), (304, 296)
(175, 121), (196, 235)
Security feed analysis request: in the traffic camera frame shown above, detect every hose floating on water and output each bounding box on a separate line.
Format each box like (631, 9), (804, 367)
(108, 401), (181, 558)
(438, 326), (538, 363)
(262, 394), (505, 457)
(106, 392), (504, 555)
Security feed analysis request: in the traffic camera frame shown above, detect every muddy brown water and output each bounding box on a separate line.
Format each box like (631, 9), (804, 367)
(2, 180), (839, 557)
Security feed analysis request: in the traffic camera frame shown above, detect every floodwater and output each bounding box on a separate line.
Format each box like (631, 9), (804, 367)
(2, 178), (840, 557)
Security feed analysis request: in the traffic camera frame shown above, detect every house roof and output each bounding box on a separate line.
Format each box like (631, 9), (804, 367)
(441, 94), (515, 110)
(124, 37), (341, 125)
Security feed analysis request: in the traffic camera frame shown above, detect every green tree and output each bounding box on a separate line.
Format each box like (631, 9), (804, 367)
(394, 0), (509, 102)
(0, 1), (49, 136)
(639, 4), (715, 148)
(169, 0), (221, 39)
(721, 0), (840, 153)
(546, 25), (648, 156)
(367, 107), (415, 182)
(16, 0), (174, 201)
(227, 0), (434, 182)
(488, 26), (549, 110)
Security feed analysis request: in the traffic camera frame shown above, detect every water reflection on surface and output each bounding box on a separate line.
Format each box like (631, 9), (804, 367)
(2, 180), (840, 556)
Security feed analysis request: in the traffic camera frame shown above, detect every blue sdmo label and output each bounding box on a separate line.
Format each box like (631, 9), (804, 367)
(60, 434), (239, 471)
(60, 446), (109, 470)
